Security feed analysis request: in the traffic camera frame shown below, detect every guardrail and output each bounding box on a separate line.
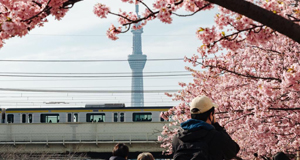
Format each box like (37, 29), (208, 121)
(0, 133), (159, 145)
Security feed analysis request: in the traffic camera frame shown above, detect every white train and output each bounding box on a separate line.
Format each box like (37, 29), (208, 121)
(0, 104), (171, 124)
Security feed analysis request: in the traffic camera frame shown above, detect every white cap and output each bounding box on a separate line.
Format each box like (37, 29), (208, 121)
(190, 95), (218, 114)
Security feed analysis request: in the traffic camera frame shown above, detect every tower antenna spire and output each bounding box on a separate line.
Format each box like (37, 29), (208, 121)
(128, 3), (147, 107)
(135, 4), (139, 16)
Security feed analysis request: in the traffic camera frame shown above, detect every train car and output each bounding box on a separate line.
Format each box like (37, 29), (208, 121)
(2, 104), (172, 124)
(0, 108), (2, 123)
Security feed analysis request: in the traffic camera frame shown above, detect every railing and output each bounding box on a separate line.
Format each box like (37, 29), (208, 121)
(0, 133), (159, 144)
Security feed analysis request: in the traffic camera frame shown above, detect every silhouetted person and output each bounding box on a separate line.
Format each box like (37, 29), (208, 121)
(109, 143), (129, 160)
(49, 120), (52, 123)
(233, 156), (243, 160)
(273, 152), (290, 160)
(253, 153), (258, 160)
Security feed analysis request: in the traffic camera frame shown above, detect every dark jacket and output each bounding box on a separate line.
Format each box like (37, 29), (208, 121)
(172, 119), (240, 160)
(109, 156), (126, 160)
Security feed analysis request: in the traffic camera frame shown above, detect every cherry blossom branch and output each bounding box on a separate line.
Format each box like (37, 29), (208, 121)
(137, 0), (154, 14)
(207, 24), (265, 48)
(194, 60), (282, 82)
(63, 0), (82, 9)
(205, 0), (300, 44)
(32, 1), (43, 8)
(287, 14), (300, 22)
(172, 3), (211, 17)
(120, 24), (131, 33)
(223, 113), (254, 126)
(21, 0), (52, 22)
(109, 10), (159, 27)
(249, 45), (283, 55)
(269, 107), (300, 111)
(21, 0), (82, 23)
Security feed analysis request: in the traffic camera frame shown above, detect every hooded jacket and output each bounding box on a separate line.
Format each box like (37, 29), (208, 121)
(172, 119), (240, 160)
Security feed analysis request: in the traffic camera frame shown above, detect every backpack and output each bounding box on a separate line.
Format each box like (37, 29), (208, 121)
(173, 139), (210, 160)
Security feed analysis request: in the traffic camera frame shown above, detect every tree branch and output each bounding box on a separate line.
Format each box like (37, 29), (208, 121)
(21, 0), (52, 22)
(173, 3), (211, 17)
(194, 60), (282, 82)
(269, 107), (300, 111)
(137, 0), (154, 14)
(206, 0), (300, 43)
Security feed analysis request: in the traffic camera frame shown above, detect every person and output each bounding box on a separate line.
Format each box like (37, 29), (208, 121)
(253, 153), (258, 160)
(273, 152), (289, 160)
(137, 152), (155, 160)
(172, 95), (240, 160)
(109, 143), (129, 160)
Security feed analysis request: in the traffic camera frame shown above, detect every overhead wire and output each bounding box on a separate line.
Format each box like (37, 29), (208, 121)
(0, 73), (191, 78)
(0, 58), (185, 62)
(0, 88), (179, 93)
(28, 34), (195, 37)
(0, 71), (190, 75)
(0, 58), (194, 106)
(0, 57), (210, 62)
(0, 76), (192, 81)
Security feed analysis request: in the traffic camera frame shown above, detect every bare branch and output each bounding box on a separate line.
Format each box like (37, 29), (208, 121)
(269, 107), (300, 111)
(137, 0), (154, 13)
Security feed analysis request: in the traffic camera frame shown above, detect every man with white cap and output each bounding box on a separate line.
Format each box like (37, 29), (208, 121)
(172, 95), (240, 160)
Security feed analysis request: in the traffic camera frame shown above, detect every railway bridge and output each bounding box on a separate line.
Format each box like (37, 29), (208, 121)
(0, 122), (172, 159)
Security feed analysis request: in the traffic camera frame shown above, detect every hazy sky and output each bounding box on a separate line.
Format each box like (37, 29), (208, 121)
(0, 0), (217, 108)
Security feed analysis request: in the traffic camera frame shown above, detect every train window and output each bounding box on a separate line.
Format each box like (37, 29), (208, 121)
(1, 113), (4, 123)
(133, 113), (152, 122)
(68, 113), (72, 122)
(7, 114), (14, 123)
(28, 114), (32, 123)
(74, 113), (78, 122)
(40, 114), (59, 123)
(86, 113), (105, 122)
(161, 115), (172, 122)
(120, 113), (124, 122)
(114, 113), (118, 122)
(22, 114), (26, 123)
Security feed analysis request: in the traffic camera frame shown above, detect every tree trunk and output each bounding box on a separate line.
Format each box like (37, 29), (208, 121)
(207, 0), (300, 44)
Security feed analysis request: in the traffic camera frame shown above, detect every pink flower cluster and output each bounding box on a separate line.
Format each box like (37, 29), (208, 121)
(157, 8), (172, 24)
(117, 10), (138, 25)
(0, 0), (70, 47)
(106, 24), (121, 40)
(94, 3), (110, 19)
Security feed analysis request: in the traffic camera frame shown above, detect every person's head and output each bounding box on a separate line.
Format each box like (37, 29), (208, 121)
(112, 143), (129, 159)
(273, 152), (289, 160)
(137, 152), (154, 160)
(190, 95), (218, 124)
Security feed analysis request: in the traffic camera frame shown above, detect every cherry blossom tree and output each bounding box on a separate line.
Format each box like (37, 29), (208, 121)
(92, 0), (300, 158)
(1, 0), (300, 158)
(0, 0), (81, 48)
(1, 0), (300, 48)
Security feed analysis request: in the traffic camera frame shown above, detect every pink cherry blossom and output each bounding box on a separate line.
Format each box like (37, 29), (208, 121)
(1, 0), (300, 158)
(94, 3), (110, 19)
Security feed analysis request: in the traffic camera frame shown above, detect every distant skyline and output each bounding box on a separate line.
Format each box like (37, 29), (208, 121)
(0, 0), (217, 108)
